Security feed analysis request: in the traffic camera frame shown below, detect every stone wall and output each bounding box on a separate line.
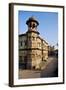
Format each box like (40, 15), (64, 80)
(19, 32), (48, 69)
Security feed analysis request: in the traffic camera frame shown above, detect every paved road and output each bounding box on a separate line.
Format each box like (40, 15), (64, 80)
(19, 57), (58, 79)
(41, 57), (58, 77)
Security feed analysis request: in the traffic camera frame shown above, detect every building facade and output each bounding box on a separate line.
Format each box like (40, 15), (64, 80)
(19, 17), (48, 69)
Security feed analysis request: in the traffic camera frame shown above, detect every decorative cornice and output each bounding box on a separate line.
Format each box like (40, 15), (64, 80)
(26, 30), (40, 35)
(19, 48), (48, 51)
(37, 36), (48, 45)
(19, 33), (26, 37)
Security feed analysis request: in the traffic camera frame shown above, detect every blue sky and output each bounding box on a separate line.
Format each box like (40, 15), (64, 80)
(18, 11), (58, 46)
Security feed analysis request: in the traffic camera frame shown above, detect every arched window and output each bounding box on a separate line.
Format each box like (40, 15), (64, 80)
(32, 36), (35, 40)
(32, 24), (35, 28)
(38, 43), (41, 47)
(20, 41), (22, 46)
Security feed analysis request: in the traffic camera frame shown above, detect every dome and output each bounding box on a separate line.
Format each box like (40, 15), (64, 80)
(29, 16), (37, 21)
(26, 16), (39, 25)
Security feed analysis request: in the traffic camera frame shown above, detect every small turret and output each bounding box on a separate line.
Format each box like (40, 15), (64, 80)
(26, 16), (39, 31)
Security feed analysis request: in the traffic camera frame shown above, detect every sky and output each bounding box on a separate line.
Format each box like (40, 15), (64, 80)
(18, 11), (58, 46)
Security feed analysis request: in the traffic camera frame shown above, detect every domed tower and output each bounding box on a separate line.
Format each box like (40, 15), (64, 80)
(26, 16), (39, 31)
(26, 16), (40, 48)
(26, 16), (40, 69)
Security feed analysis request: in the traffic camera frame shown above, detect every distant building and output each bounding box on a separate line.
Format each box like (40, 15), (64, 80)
(48, 46), (55, 56)
(19, 16), (48, 69)
(48, 44), (58, 57)
(54, 43), (58, 57)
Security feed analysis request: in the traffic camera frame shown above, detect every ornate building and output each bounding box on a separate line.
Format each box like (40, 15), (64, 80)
(19, 17), (48, 69)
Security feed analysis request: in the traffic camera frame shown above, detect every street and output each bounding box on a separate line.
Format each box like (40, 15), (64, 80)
(19, 56), (58, 79)
(41, 57), (58, 77)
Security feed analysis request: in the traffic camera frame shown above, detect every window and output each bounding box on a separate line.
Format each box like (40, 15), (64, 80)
(20, 41), (27, 47)
(32, 36), (35, 40)
(19, 56), (25, 63)
(38, 43), (41, 47)
(20, 41), (22, 46)
(24, 41), (26, 46)
(19, 56), (23, 63)
(22, 56), (24, 62)
(32, 24), (35, 28)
